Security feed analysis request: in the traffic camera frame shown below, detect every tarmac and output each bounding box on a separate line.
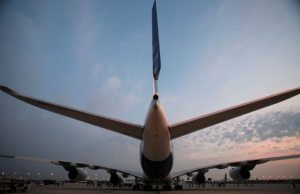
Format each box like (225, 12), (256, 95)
(20, 183), (300, 194)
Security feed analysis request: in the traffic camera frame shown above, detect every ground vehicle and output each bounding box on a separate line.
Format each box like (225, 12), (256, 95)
(43, 180), (60, 186)
(0, 180), (31, 192)
(35, 181), (43, 186)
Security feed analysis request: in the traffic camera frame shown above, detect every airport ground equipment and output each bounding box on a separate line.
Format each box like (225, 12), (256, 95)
(0, 179), (31, 192)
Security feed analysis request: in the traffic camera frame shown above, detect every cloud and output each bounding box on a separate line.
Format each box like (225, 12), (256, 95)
(102, 77), (122, 93)
(173, 106), (300, 164)
(208, 108), (300, 144)
(91, 63), (103, 79)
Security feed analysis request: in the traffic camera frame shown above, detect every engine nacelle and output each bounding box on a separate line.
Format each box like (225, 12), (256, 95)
(68, 168), (88, 181)
(229, 167), (251, 181)
(192, 173), (206, 184)
(110, 173), (123, 185)
(122, 173), (129, 178)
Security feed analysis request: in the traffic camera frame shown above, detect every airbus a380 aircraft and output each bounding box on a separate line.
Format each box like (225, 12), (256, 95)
(1, 1), (300, 191)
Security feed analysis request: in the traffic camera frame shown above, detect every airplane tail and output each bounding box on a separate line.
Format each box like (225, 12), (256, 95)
(152, 0), (161, 98)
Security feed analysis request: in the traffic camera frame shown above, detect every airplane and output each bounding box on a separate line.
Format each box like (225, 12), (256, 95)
(103, 177), (135, 188)
(122, 178), (135, 188)
(1, 0), (300, 191)
(212, 173), (227, 187)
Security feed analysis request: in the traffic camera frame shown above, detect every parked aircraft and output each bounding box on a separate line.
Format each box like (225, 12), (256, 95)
(1, 0), (300, 191)
(212, 173), (227, 187)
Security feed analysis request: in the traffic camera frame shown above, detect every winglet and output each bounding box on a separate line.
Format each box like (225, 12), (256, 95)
(0, 86), (17, 94)
(0, 154), (15, 158)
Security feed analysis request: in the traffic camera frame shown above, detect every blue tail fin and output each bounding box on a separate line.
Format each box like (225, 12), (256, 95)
(152, 0), (161, 80)
(152, 0), (161, 96)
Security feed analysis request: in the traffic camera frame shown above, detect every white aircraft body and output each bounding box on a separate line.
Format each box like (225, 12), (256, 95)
(212, 173), (227, 187)
(1, 0), (300, 191)
(123, 178), (135, 185)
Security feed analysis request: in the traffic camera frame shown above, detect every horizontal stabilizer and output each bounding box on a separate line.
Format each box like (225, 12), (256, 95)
(0, 86), (144, 140)
(169, 86), (300, 139)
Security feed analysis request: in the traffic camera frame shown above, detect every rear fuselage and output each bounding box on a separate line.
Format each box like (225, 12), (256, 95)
(140, 98), (173, 183)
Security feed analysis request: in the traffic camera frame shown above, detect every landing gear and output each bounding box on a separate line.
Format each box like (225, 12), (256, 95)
(174, 185), (183, 190)
(143, 184), (153, 191)
(132, 184), (140, 190)
(163, 184), (171, 191)
(173, 177), (183, 190)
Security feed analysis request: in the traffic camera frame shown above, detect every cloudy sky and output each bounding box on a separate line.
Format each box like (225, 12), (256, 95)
(0, 0), (300, 181)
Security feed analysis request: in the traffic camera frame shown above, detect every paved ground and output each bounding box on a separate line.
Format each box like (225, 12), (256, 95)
(14, 183), (299, 194)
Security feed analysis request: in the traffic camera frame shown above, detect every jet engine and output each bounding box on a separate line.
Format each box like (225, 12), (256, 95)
(229, 167), (251, 181)
(122, 173), (129, 178)
(192, 173), (206, 184)
(110, 173), (123, 185)
(68, 168), (88, 180)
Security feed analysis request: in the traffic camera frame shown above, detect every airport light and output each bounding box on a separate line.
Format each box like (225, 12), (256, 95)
(51, 173), (53, 176)
(2, 172), (4, 175)
(15, 173), (17, 175)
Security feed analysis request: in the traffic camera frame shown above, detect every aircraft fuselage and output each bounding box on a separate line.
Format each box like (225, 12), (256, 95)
(140, 98), (173, 183)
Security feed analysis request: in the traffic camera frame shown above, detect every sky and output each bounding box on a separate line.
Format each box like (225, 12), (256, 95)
(0, 0), (300, 181)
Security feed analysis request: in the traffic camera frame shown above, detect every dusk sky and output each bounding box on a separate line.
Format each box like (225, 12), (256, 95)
(0, 0), (300, 181)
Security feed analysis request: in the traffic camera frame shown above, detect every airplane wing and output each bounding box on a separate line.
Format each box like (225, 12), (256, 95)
(0, 86), (143, 140)
(171, 154), (300, 178)
(169, 86), (300, 139)
(0, 154), (143, 178)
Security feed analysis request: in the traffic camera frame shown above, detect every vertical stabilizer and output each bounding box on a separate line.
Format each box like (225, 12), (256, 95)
(152, 0), (161, 96)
